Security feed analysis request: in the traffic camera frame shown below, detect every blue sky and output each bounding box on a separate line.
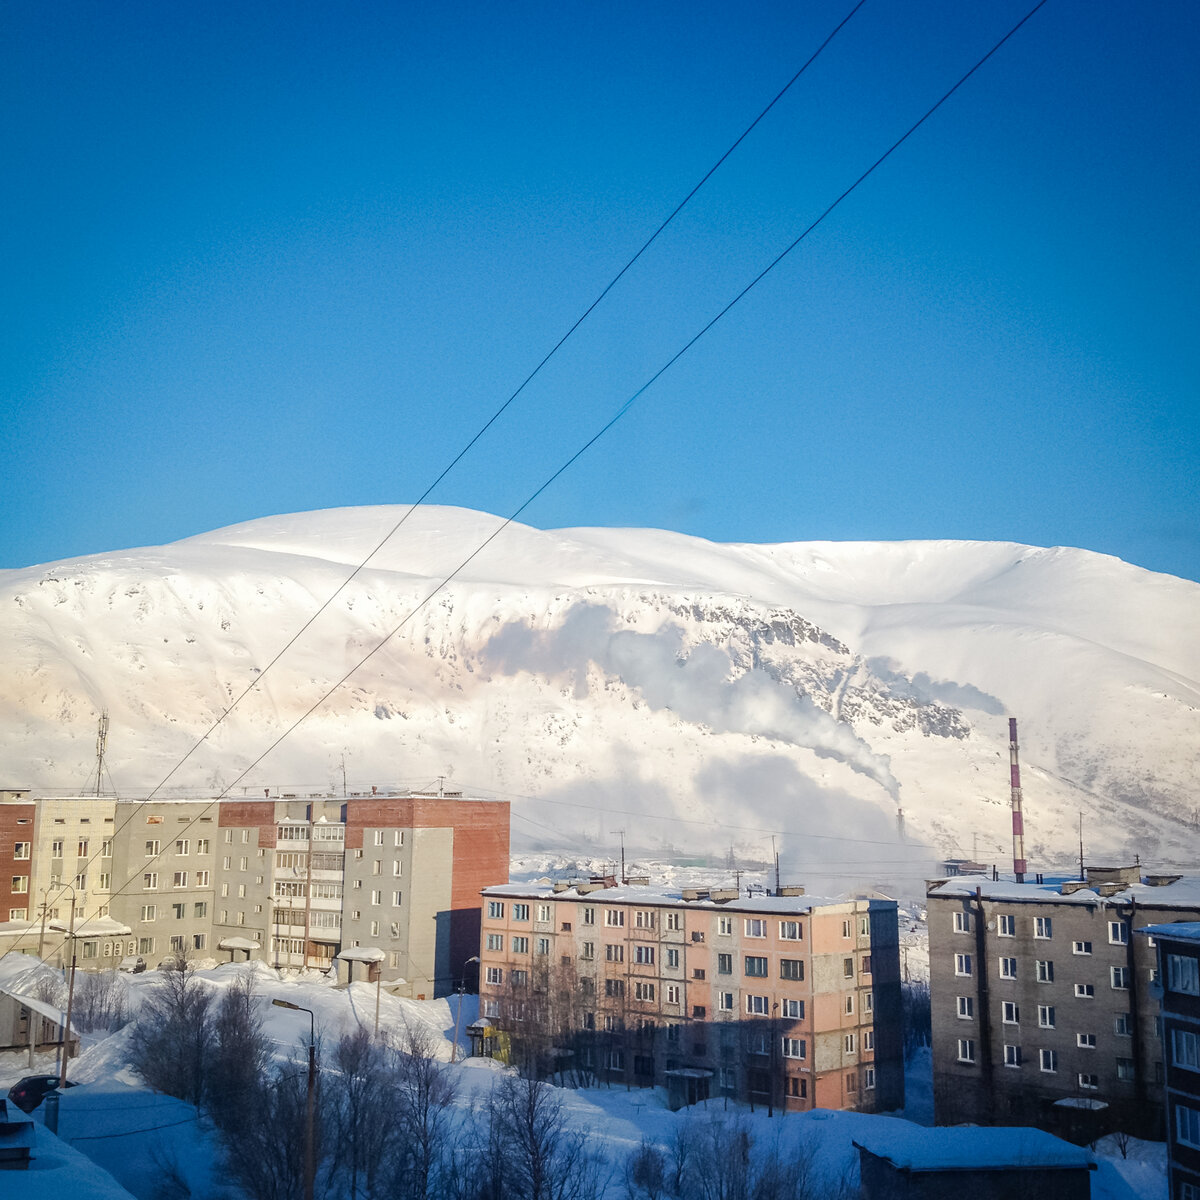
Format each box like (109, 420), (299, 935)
(3, 0), (1197, 581)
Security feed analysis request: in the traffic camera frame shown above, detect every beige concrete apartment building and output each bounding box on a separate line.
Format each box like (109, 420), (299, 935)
(928, 865), (1200, 1137)
(478, 878), (903, 1113)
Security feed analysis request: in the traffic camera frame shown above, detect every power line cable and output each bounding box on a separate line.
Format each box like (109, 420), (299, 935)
(24, 0), (1047, 971)
(7, 0), (868, 961)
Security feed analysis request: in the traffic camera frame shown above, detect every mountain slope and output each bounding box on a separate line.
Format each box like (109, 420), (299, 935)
(3, 506), (1198, 888)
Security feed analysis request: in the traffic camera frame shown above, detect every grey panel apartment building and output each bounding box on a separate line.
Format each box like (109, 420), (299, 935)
(928, 865), (1200, 1136)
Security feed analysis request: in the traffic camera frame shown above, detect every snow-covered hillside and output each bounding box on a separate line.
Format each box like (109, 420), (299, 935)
(3, 506), (1198, 888)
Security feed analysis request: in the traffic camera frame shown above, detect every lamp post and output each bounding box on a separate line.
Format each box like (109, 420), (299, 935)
(58, 885), (79, 1089)
(450, 956), (480, 1064)
(273, 999), (316, 1200)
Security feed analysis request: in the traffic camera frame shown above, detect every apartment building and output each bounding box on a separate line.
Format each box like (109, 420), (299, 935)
(477, 878), (903, 1113)
(0, 787), (509, 997)
(1144, 922), (1200, 1200)
(928, 865), (1200, 1136)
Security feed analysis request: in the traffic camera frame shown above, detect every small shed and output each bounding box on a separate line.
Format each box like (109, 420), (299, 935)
(665, 1067), (713, 1111)
(217, 936), (261, 963)
(334, 946), (384, 986)
(0, 987), (78, 1056)
(854, 1123), (1096, 1200)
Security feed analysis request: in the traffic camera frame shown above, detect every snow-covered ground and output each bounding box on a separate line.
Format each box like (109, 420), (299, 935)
(0, 955), (1164, 1199)
(4, 505), (1199, 884)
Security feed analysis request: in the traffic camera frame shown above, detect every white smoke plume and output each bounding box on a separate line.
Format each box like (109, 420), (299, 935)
(482, 603), (901, 801)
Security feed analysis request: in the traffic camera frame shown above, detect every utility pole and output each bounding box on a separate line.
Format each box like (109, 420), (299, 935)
(1079, 812), (1085, 881)
(612, 829), (625, 883)
(59, 889), (79, 1088)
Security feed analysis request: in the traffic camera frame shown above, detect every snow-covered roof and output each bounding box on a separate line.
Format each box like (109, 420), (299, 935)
(481, 882), (879, 915)
(217, 937), (261, 951)
(1141, 921), (1200, 942)
(0, 986), (77, 1036)
(338, 946), (385, 962)
(928, 873), (1200, 909)
(48, 916), (132, 937)
(852, 1125), (1095, 1172)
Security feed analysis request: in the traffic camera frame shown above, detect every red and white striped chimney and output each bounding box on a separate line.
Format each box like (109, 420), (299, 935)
(1009, 717), (1027, 883)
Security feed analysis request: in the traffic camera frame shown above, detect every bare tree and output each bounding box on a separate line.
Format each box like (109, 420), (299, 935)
(129, 962), (215, 1105)
(71, 969), (129, 1033)
(208, 973), (270, 1134)
(389, 1021), (460, 1200)
(328, 1026), (395, 1200)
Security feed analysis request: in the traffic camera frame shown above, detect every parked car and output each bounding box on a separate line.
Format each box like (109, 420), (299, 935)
(7, 1075), (77, 1113)
(117, 955), (147, 973)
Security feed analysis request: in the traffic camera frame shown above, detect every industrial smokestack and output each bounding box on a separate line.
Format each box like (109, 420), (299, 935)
(1009, 717), (1027, 883)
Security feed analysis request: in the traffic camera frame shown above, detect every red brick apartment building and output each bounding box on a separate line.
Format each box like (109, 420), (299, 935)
(478, 878), (903, 1112)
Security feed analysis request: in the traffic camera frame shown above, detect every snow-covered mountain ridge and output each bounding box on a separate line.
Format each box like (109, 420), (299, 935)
(4, 506), (1198, 887)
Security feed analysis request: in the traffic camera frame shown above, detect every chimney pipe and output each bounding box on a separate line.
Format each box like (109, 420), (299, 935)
(1009, 717), (1027, 883)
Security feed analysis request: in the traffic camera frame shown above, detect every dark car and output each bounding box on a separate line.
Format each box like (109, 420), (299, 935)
(7, 1075), (77, 1113)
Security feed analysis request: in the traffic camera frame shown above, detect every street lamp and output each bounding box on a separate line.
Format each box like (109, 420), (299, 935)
(273, 999), (317, 1200)
(450, 957), (480, 1064)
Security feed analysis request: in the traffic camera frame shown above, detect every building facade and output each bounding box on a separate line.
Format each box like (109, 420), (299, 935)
(478, 878), (903, 1113)
(1145, 922), (1200, 1200)
(0, 787), (509, 997)
(928, 865), (1200, 1135)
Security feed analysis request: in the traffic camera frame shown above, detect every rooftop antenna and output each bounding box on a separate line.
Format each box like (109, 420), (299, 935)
(1078, 812), (1085, 881)
(612, 829), (625, 884)
(1009, 717), (1027, 883)
(771, 835), (780, 895)
(90, 710), (109, 796)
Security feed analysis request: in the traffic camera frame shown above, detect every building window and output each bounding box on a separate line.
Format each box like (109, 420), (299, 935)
(1178, 1106), (1200, 1148)
(77, 840), (89, 857)
(780, 958), (804, 981)
(1040, 1049), (1058, 1073)
(955, 954), (972, 977)
(393, 891), (403, 907)
(957, 996), (974, 1020)
(717, 953), (733, 975)
(1173, 1029), (1200, 1071)
(999, 957), (1017, 979)
(10, 876), (29, 894)
(718, 991), (734, 1011)
(487, 901), (504, 919)
(1108, 920), (1129, 945)
(665, 984), (680, 1005)
(665, 911), (682, 931)
(844, 1033), (857, 1054)
(953, 911), (971, 933)
(1078, 1073), (1099, 1090)
(486, 934), (503, 951)
(634, 982), (655, 1002)
(605, 944), (624, 963)
(512, 903), (529, 922)
(781, 998), (804, 1019)
(173, 872), (188, 888)
(1003, 1044), (1022, 1068)
(138, 937), (155, 955)
(1077, 1032), (1097, 1049)
(786, 1076), (807, 1099)
(1002, 1001), (1019, 1025)
(580, 942), (594, 961)
(141, 905), (156, 922)
(634, 910), (655, 929)
(634, 945), (655, 965)
(393, 862), (404, 878)
(780, 920), (802, 940)
(1116, 1057), (1135, 1082)
(746, 995), (769, 1015)
(1073, 940), (1092, 955)
(13, 842), (30, 860)
(1038, 1005), (1055, 1028)
(485, 967), (503, 986)
(957, 1039), (976, 1064)
(512, 936), (529, 954)
(1035, 960), (1054, 983)
(143, 873), (158, 890)
(196, 839), (209, 854)
(145, 840), (160, 857)
(196, 870), (210, 886)
(581, 906), (595, 925)
(1034, 916), (1052, 939)
(744, 956), (768, 978)
(604, 909), (624, 928)
(718, 915), (733, 936)
(1168, 954), (1200, 996)
(782, 1037), (806, 1059)
(744, 919), (766, 938)
(605, 979), (625, 998)
(998, 914), (1015, 937)
(1075, 983), (1095, 998)
(172, 902), (186, 920)
(175, 839), (189, 856)
(843, 957), (855, 978)
(51, 840), (63, 857)
(1111, 965), (1131, 990)
(1114, 1012), (1133, 1037)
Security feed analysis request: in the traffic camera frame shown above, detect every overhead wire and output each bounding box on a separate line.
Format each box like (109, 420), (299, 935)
(6, 0), (868, 967)
(24, 0), (1048, 971)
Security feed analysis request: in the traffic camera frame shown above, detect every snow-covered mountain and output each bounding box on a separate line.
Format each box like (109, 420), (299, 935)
(3, 506), (1198, 889)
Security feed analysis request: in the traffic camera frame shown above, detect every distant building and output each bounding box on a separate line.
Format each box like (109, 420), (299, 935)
(0, 786), (509, 998)
(927, 865), (1200, 1136)
(478, 878), (903, 1113)
(1142, 921), (1200, 1200)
